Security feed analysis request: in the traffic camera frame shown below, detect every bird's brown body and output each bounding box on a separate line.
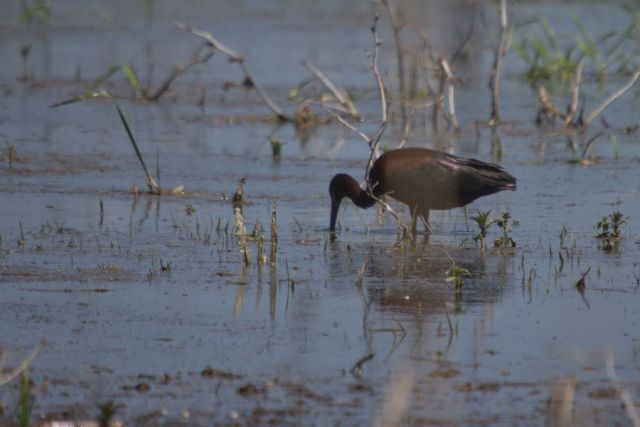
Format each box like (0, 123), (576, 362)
(329, 147), (516, 233)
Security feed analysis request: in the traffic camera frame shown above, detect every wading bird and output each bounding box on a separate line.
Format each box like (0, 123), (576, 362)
(329, 147), (516, 234)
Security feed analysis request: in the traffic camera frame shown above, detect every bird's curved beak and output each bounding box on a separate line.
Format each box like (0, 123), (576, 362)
(330, 196), (340, 232)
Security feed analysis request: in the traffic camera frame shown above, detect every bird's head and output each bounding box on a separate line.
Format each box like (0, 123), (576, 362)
(329, 173), (361, 232)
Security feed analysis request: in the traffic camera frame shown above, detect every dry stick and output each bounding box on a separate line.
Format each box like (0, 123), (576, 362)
(174, 22), (292, 122)
(538, 86), (564, 119)
(432, 65), (445, 133)
(146, 49), (214, 101)
(327, 11), (408, 241)
(303, 59), (360, 119)
(364, 11), (411, 243)
(440, 58), (459, 131)
(381, 0), (408, 127)
(325, 108), (372, 147)
(606, 350), (640, 427)
(489, 0), (511, 125)
(565, 59), (584, 126)
(583, 69), (640, 127)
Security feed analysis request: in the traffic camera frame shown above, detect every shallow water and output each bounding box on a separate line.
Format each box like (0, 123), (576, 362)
(1, 1), (640, 426)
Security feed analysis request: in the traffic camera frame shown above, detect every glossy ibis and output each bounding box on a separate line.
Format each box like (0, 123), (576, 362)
(329, 147), (516, 233)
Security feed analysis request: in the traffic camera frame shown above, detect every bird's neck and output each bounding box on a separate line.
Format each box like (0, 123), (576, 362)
(350, 186), (376, 209)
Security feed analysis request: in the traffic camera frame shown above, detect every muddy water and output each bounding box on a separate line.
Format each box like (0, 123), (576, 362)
(1, 1), (640, 426)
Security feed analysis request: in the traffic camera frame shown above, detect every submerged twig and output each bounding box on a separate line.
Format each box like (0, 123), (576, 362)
(146, 48), (214, 101)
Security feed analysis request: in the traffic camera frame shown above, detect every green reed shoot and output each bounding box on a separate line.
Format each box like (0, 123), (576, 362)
(494, 211), (517, 251)
(471, 210), (497, 250)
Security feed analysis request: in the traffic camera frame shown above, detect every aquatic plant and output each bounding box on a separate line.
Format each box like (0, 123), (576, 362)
(494, 211), (517, 251)
(471, 210), (497, 250)
(18, 369), (31, 427)
(270, 139), (282, 161)
(595, 211), (626, 251)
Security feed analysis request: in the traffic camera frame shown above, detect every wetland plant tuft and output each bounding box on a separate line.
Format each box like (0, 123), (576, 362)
(595, 211), (626, 251)
(270, 139), (283, 161)
(494, 211), (517, 251)
(471, 210), (497, 250)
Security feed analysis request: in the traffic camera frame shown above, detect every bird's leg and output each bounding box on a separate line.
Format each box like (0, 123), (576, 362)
(420, 210), (431, 234)
(410, 205), (419, 236)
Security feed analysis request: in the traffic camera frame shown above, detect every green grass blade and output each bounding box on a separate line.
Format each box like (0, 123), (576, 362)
(121, 64), (144, 97)
(91, 64), (122, 89)
(116, 105), (158, 192)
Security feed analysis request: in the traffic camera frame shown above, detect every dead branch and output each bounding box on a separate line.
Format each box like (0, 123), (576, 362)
(583, 69), (640, 127)
(324, 107), (371, 144)
(489, 0), (512, 125)
(440, 58), (459, 131)
(303, 59), (360, 119)
(364, 11), (411, 242)
(175, 21), (292, 122)
(146, 48), (214, 101)
(381, 0), (408, 127)
(565, 59), (584, 126)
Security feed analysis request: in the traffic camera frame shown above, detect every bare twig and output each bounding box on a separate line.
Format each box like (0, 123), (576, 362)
(146, 48), (214, 101)
(565, 59), (584, 126)
(537, 86), (564, 123)
(350, 352), (375, 377)
(364, 11), (389, 186)
(303, 59), (360, 119)
(324, 107), (371, 145)
(381, 0), (408, 127)
(175, 21), (292, 122)
(581, 133), (607, 160)
(364, 11), (411, 242)
(440, 58), (459, 131)
(489, 0), (512, 125)
(583, 69), (640, 127)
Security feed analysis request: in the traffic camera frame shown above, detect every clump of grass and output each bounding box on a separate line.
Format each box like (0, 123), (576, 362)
(471, 210), (497, 250)
(595, 211), (626, 251)
(494, 211), (517, 251)
(270, 139), (283, 161)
